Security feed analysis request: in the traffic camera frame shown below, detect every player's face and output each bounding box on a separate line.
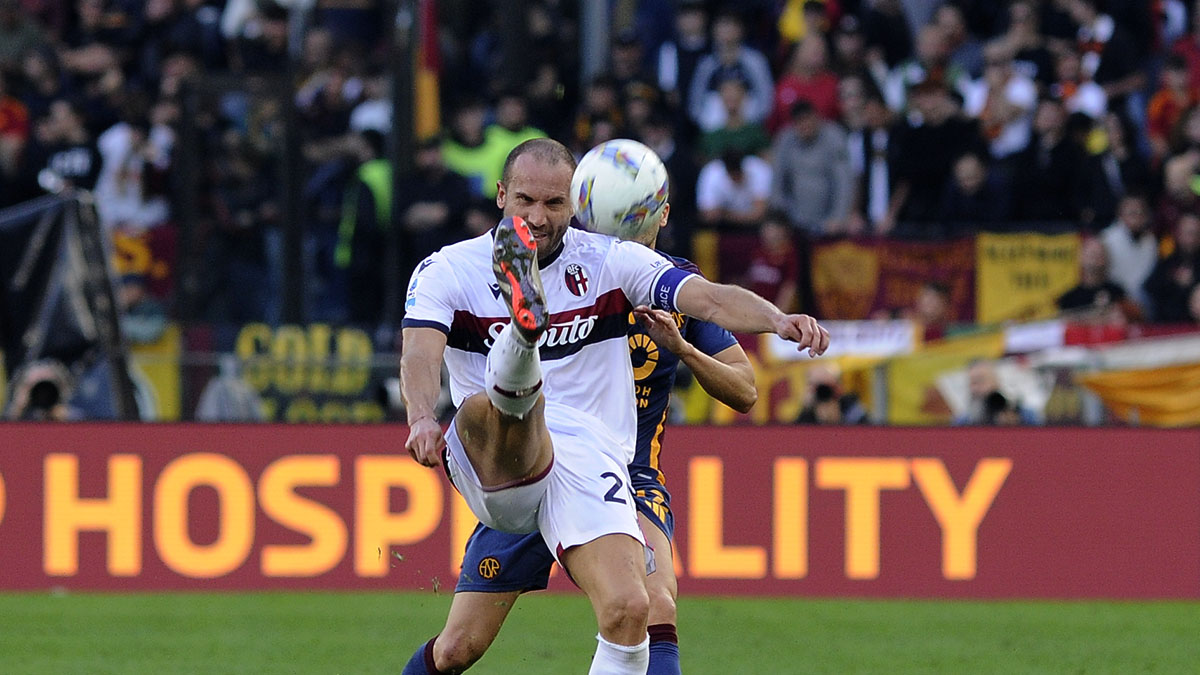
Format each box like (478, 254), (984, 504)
(496, 154), (574, 260)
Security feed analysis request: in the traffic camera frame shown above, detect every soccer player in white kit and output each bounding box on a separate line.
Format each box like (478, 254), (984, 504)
(401, 138), (828, 674)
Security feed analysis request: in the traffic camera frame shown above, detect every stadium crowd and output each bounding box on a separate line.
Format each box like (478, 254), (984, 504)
(2, 0), (1200, 423)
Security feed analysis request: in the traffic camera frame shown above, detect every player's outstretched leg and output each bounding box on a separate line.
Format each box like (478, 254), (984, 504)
(486, 215), (548, 419)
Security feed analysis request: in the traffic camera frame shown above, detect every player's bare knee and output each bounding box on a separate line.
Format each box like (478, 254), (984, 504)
(646, 582), (678, 625)
(432, 631), (487, 673)
(596, 586), (650, 640)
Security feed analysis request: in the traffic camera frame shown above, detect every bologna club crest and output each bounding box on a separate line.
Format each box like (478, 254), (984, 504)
(564, 263), (589, 297)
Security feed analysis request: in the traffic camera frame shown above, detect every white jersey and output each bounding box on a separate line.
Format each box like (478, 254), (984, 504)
(403, 226), (696, 463)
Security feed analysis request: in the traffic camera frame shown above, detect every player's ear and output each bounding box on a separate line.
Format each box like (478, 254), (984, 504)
(496, 181), (506, 209)
(658, 203), (670, 230)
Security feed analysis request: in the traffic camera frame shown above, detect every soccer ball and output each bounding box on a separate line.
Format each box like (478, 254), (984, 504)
(571, 139), (670, 241)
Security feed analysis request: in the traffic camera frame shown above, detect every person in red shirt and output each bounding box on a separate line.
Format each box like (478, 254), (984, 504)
(0, 70), (29, 180)
(741, 213), (800, 312)
(1147, 54), (1200, 162)
(767, 36), (840, 134)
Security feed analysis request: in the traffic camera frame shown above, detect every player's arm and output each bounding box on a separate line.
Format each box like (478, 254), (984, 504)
(634, 307), (756, 413)
(668, 276), (830, 356)
(401, 327), (448, 467)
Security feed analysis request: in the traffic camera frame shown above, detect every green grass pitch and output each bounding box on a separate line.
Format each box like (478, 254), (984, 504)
(1, 591), (1198, 674)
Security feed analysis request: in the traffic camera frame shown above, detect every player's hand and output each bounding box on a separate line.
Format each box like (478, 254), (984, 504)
(405, 416), (446, 468)
(774, 313), (830, 358)
(633, 305), (688, 355)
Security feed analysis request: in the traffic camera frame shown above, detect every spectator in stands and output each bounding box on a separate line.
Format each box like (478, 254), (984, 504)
(442, 98), (494, 198)
(1048, 48), (1107, 120)
(1061, 0), (1146, 117)
(1172, 1), (1200, 90)
(887, 82), (986, 235)
(93, 108), (173, 233)
(952, 359), (1038, 426)
(696, 147), (771, 230)
(226, 1), (289, 74)
(570, 74), (624, 156)
(195, 354), (264, 422)
(699, 72), (770, 160)
(1010, 96), (1091, 223)
(639, 111), (698, 255)
(860, 0), (913, 70)
(909, 280), (952, 341)
(845, 91), (895, 235)
(203, 131), (275, 323)
(687, 11), (774, 133)
(740, 213), (800, 313)
(23, 98), (101, 192)
(769, 99), (851, 236)
(1157, 149), (1200, 235)
(882, 24), (968, 113)
(829, 14), (878, 83)
(1168, 103), (1200, 157)
(1096, 110), (1153, 212)
(395, 135), (471, 281)
(1057, 237), (1141, 323)
(462, 197), (499, 238)
(936, 151), (1010, 231)
(655, 0), (709, 115)
(491, 90), (546, 152)
(796, 365), (867, 425)
(1000, 0), (1056, 91)
(0, 0), (46, 73)
(621, 80), (660, 139)
(768, 36), (839, 134)
(525, 62), (572, 141)
(611, 29), (653, 92)
(963, 42), (1037, 161)
(1147, 54), (1199, 162)
(934, 3), (984, 80)
(1099, 193), (1158, 313)
(0, 70), (29, 199)
(1144, 213), (1200, 323)
(349, 67), (391, 135)
(17, 47), (74, 123)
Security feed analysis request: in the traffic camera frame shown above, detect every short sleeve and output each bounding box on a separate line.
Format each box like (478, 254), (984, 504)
(401, 252), (458, 333)
(685, 317), (739, 357)
(609, 241), (696, 313)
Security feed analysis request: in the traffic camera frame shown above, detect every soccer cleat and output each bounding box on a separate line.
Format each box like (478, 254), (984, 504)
(492, 216), (548, 344)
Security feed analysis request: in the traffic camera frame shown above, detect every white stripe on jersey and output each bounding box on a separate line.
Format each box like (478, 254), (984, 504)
(404, 227), (693, 463)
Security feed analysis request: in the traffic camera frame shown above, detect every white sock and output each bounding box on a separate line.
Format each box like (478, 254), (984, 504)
(588, 634), (649, 675)
(485, 322), (542, 418)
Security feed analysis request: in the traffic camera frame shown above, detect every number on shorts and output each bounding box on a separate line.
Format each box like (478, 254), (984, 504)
(601, 472), (627, 504)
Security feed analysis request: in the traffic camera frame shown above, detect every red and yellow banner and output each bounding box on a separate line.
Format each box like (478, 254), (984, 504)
(2, 425), (1197, 598)
(811, 238), (976, 321)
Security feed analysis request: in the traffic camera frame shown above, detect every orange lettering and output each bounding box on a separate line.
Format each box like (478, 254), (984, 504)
(154, 454), (255, 578)
(354, 457), (443, 576)
(773, 458), (808, 579)
(687, 457), (766, 579)
(816, 458), (910, 579)
(911, 458), (1011, 580)
(44, 454), (142, 576)
(259, 455), (347, 577)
